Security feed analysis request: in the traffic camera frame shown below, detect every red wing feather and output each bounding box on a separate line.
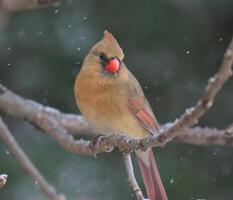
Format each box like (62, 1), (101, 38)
(128, 97), (160, 134)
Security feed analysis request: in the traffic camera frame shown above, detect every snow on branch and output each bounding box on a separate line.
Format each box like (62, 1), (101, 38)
(0, 174), (7, 189)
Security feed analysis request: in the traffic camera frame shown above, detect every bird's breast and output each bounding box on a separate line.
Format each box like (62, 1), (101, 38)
(74, 74), (147, 138)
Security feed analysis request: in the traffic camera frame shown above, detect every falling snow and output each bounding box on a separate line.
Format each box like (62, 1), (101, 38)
(170, 178), (174, 184)
(208, 77), (216, 83)
(206, 101), (213, 108)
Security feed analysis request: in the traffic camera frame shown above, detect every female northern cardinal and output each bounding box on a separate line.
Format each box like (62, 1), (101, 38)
(74, 31), (168, 200)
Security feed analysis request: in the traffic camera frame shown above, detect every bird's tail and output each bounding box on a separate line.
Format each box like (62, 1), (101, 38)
(136, 148), (167, 200)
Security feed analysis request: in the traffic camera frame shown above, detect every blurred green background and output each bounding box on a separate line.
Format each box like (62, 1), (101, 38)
(0, 0), (233, 199)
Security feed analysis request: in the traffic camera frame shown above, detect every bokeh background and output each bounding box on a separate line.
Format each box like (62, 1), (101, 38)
(0, 0), (233, 199)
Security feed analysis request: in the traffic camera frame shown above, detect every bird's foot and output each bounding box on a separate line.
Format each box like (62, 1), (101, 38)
(90, 135), (104, 157)
(90, 135), (114, 157)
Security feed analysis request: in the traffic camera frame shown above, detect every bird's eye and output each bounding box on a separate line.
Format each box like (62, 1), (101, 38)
(99, 53), (108, 63)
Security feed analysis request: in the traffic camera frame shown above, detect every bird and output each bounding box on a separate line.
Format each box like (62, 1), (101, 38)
(74, 31), (168, 200)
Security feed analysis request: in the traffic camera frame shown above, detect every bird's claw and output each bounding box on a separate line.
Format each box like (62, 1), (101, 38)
(90, 135), (104, 157)
(89, 135), (114, 157)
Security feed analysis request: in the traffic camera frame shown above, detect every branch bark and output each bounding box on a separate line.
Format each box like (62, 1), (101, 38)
(0, 117), (65, 200)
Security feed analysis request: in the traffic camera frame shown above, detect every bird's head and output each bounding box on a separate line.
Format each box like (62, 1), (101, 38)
(82, 31), (125, 76)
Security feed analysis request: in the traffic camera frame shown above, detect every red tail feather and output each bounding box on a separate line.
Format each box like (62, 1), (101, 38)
(136, 148), (167, 200)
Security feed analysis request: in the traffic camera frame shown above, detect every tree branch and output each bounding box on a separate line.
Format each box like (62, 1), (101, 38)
(124, 154), (144, 200)
(0, 0), (60, 12)
(0, 117), (66, 200)
(174, 126), (233, 146)
(0, 36), (232, 155)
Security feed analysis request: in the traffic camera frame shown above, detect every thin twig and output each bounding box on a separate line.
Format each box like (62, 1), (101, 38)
(0, 174), (7, 189)
(0, 117), (66, 200)
(124, 154), (144, 200)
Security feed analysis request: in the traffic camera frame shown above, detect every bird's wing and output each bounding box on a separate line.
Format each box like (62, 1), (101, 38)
(128, 96), (160, 135)
(127, 73), (160, 135)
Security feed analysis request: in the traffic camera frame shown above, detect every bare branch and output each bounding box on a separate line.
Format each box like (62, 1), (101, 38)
(0, 174), (7, 189)
(0, 83), (92, 135)
(124, 154), (144, 200)
(0, 117), (66, 200)
(0, 36), (232, 155)
(174, 126), (233, 146)
(0, 0), (60, 12)
(36, 112), (97, 155)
